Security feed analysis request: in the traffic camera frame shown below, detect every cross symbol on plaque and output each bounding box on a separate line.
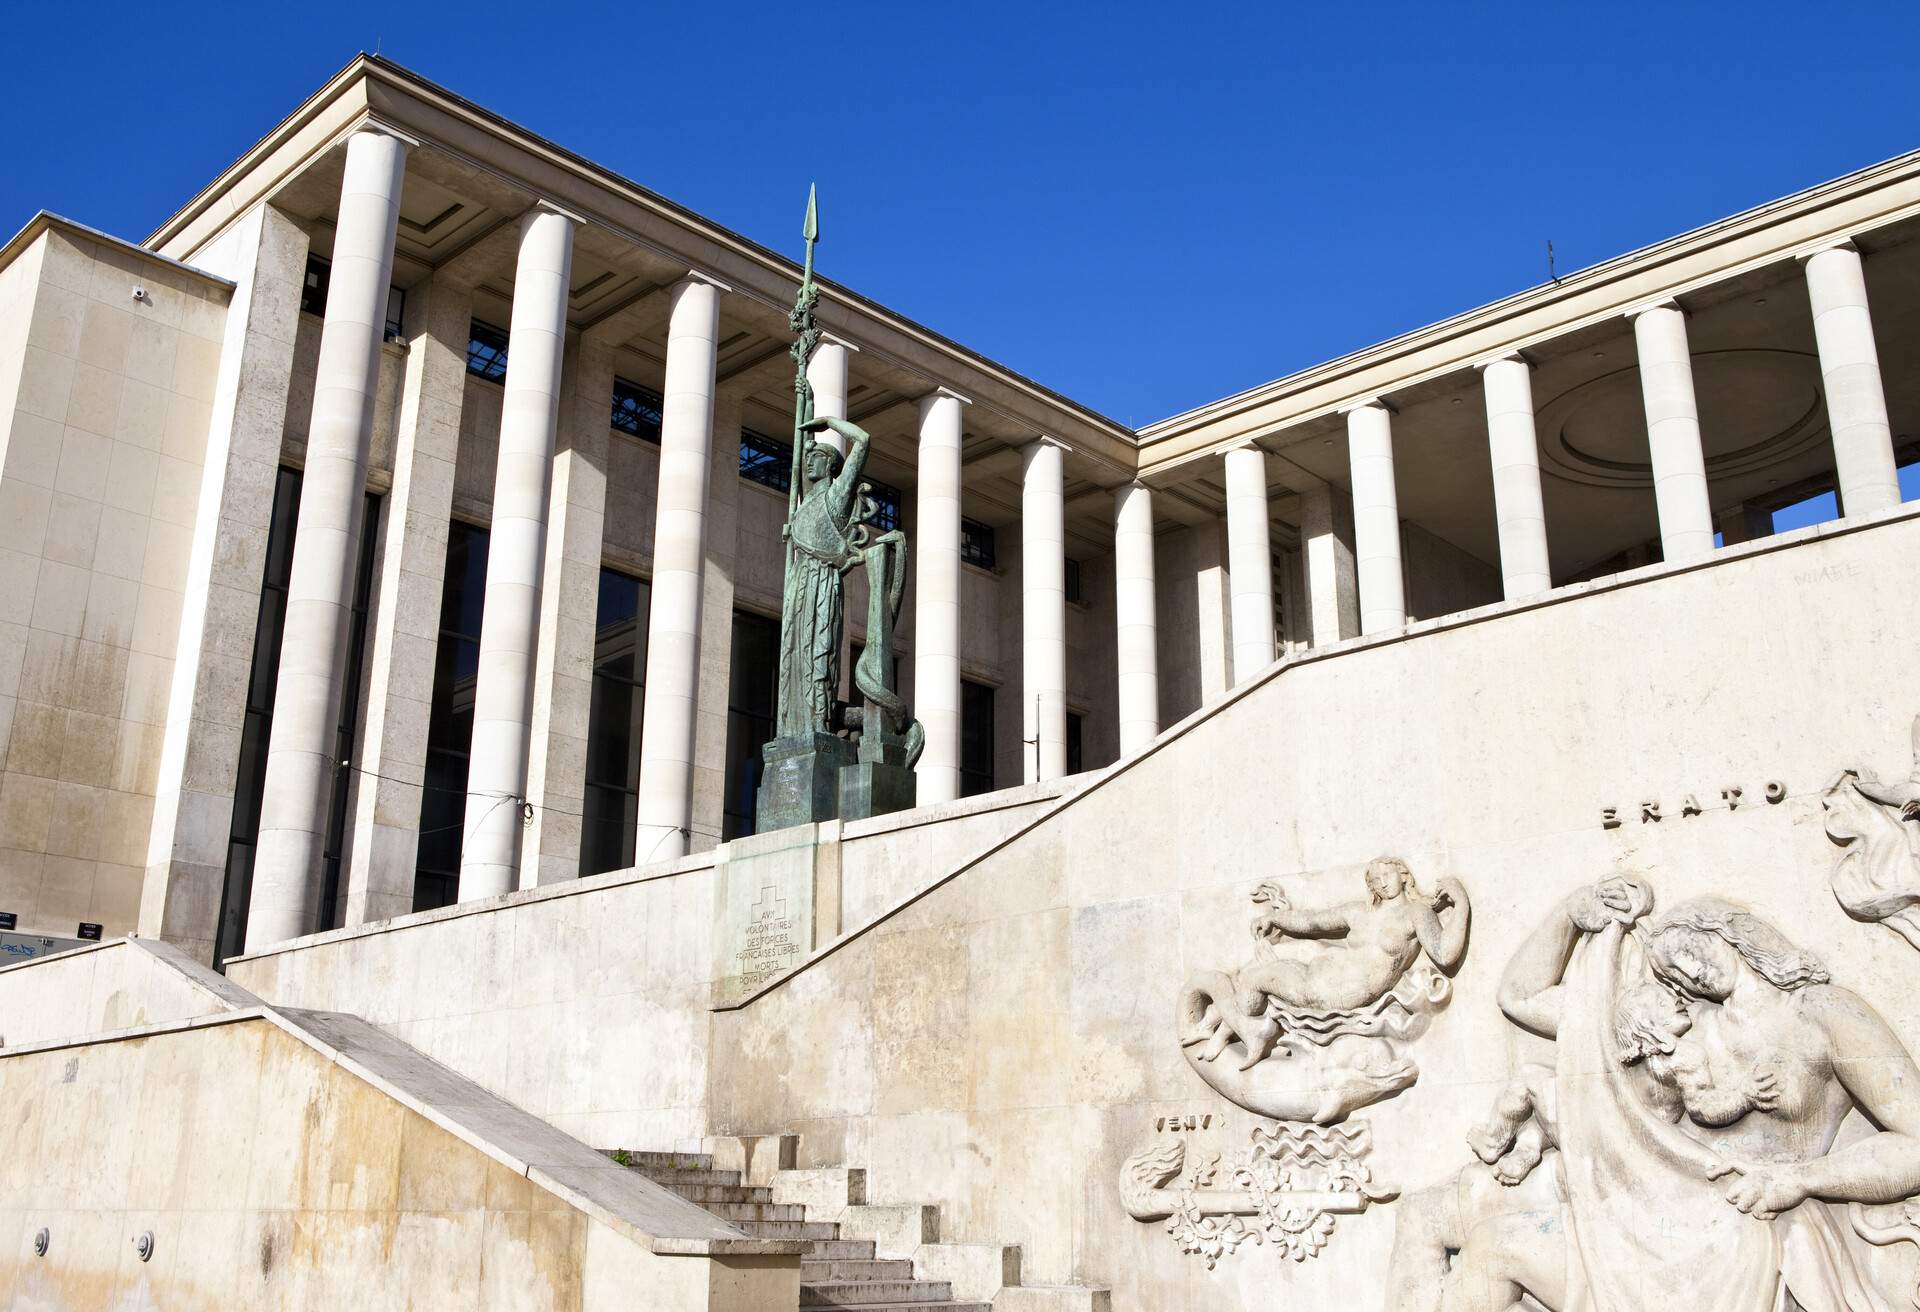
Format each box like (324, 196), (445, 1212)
(749, 884), (787, 923)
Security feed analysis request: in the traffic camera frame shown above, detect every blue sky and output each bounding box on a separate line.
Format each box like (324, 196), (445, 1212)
(4, 2), (1918, 429)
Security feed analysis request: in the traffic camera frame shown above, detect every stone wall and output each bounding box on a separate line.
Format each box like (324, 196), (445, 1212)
(705, 507), (1920, 1303)
(226, 783), (1063, 1149)
(0, 225), (232, 944)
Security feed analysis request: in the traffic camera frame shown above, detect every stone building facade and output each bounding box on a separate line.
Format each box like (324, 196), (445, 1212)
(2, 53), (1920, 1312)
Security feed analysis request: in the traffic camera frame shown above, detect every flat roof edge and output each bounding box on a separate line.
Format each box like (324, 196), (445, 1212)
(0, 210), (236, 292)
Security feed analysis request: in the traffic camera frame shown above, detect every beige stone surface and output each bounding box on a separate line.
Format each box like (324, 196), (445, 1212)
(0, 222), (235, 949)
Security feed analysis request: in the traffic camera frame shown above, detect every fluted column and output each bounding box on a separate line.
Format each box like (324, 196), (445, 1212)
(1021, 439), (1068, 782)
(1628, 301), (1715, 562)
(1222, 445), (1276, 681)
(1478, 354), (1552, 597)
(913, 388), (967, 803)
(1803, 242), (1901, 517)
(806, 336), (855, 456)
(1345, 400), (1407, 633)
(634, 275), (725, 863)
(247, 125), (410, 951)
(1113, 482), (1160, 755)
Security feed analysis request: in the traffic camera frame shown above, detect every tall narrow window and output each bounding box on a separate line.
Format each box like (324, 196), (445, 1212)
(413, 522), (490, 911)
(721, 610), (780, 839)
(214, 469), (378, 967)
(960, 679), (996, 798)
(1064, 558), (1084, 604)
(1066, 711), (1085, 776)
(318, 492), (383, 927)
(961, 518), (997, 569)
(580, 568), (650, 875)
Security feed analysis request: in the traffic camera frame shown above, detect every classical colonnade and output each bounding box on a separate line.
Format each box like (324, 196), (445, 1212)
(243, 126), (1169, 948)
(1213, 239), (1904, 669)
(244, 127), (1903, 951)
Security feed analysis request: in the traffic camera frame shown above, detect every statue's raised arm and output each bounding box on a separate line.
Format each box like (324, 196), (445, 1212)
(800, 415), (872, 524)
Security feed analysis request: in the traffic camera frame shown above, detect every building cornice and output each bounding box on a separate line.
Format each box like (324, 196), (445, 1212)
(0, 210), (235, 292)
(144, 54), (1141, 473)
(1137, 146), (1920, 476)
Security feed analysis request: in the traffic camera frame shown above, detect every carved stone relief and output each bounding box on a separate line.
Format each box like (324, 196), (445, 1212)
(1129, 858), (1469, 1267)
(1177, 858), (1470, 1124)
(1386, 876), (1920, 1312)
(1121, 1122), (1394, 1268)
(1825, 713), (1920, 949)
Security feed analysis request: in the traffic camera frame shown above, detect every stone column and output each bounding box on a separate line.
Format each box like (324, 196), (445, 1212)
(456, 204), (577, 901)
(1344, 400), (1407, 633)
(139, 202), (310, 963)
(1628, 301), (1715, 562)
(1222, 444), (1276, 682)
(1298, 482), (1358, 647)
(634, 275), (724, 862)
(341, 274), (472, 924)
(1803, 242), (1901, 517)
(806, 336), (854, 456)
(689, 386), (744, 853)
(521, 333), (616, 884)
(913, 388), (967, 803)
(1113, 482), (1160, 755)
(247, 125), (409, 951)
(1021, 439), (1068, 782)
(1479, 354), (1553, 598)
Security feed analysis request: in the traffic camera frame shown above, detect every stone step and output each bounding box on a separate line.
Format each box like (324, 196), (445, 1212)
(911, 1242), (1021, 1302)
(705, 1200), (808, 1221)
(800, 1279), (954, 1307)
(800, 1257), (914, 1282)
(604, 1148), (714, 1172)
(635, 1165), (744, 1187)
(730, 1218), (843, 1241)
(805, 1238), (878, 1260)
(772, 1166), (868, 1215)
(993, 1289), (1112, 1312)
(791, 1304), (987, 1312)
(836, 1204), (939, 1258)
(661, 1180), (773, 1204)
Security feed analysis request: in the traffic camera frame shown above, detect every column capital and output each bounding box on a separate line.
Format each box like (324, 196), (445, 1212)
(1339, 396), (1396, 417)
(920, 385), (972, 408)
(817, 331), (861, 354)
(1624, 297), (1685, 322)
(344, 117), (421, 151)
(530, 198), (586, 228)
(1473, 350), (1534, 372)
(1025, 433), (1072, 455)
(1795, 237), (1861, 264)
(677, 269), (732, 295)
(1220, 439), (1268, 457)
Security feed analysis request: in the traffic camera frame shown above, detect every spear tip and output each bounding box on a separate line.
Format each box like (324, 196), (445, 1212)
(803, 184), (818, 244)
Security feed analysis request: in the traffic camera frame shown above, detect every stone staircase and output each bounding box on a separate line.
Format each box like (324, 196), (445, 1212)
(607, 1149), (1007, 1310)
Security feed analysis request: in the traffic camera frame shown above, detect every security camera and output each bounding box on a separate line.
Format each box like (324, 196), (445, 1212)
(131, 286), (149, 303)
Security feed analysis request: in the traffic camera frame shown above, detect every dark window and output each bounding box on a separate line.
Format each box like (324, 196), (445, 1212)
(466, 319), (510, 382)
(413, 522), (490, 911)
(960, 679), (996, 798)
(1065, 558), (1084, 605)
(740, 428), (793, 493)
(214, 469), (379, 967)
(1066, 711), (1085, 775)
(300, 253), (403, 339)
(961, 518), (997, 570)
(318, 491), (383, 927)
(860, 478), (904, 533)
(580, 568), (650, 876)
(611, 377), (663, 443)
(721, 611), (781, 839)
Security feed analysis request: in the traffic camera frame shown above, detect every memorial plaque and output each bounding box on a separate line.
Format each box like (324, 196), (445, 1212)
(712, 824), (822, 1006)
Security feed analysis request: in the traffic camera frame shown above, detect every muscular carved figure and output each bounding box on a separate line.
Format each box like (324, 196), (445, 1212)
(1398, 877), (1920, 1312)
